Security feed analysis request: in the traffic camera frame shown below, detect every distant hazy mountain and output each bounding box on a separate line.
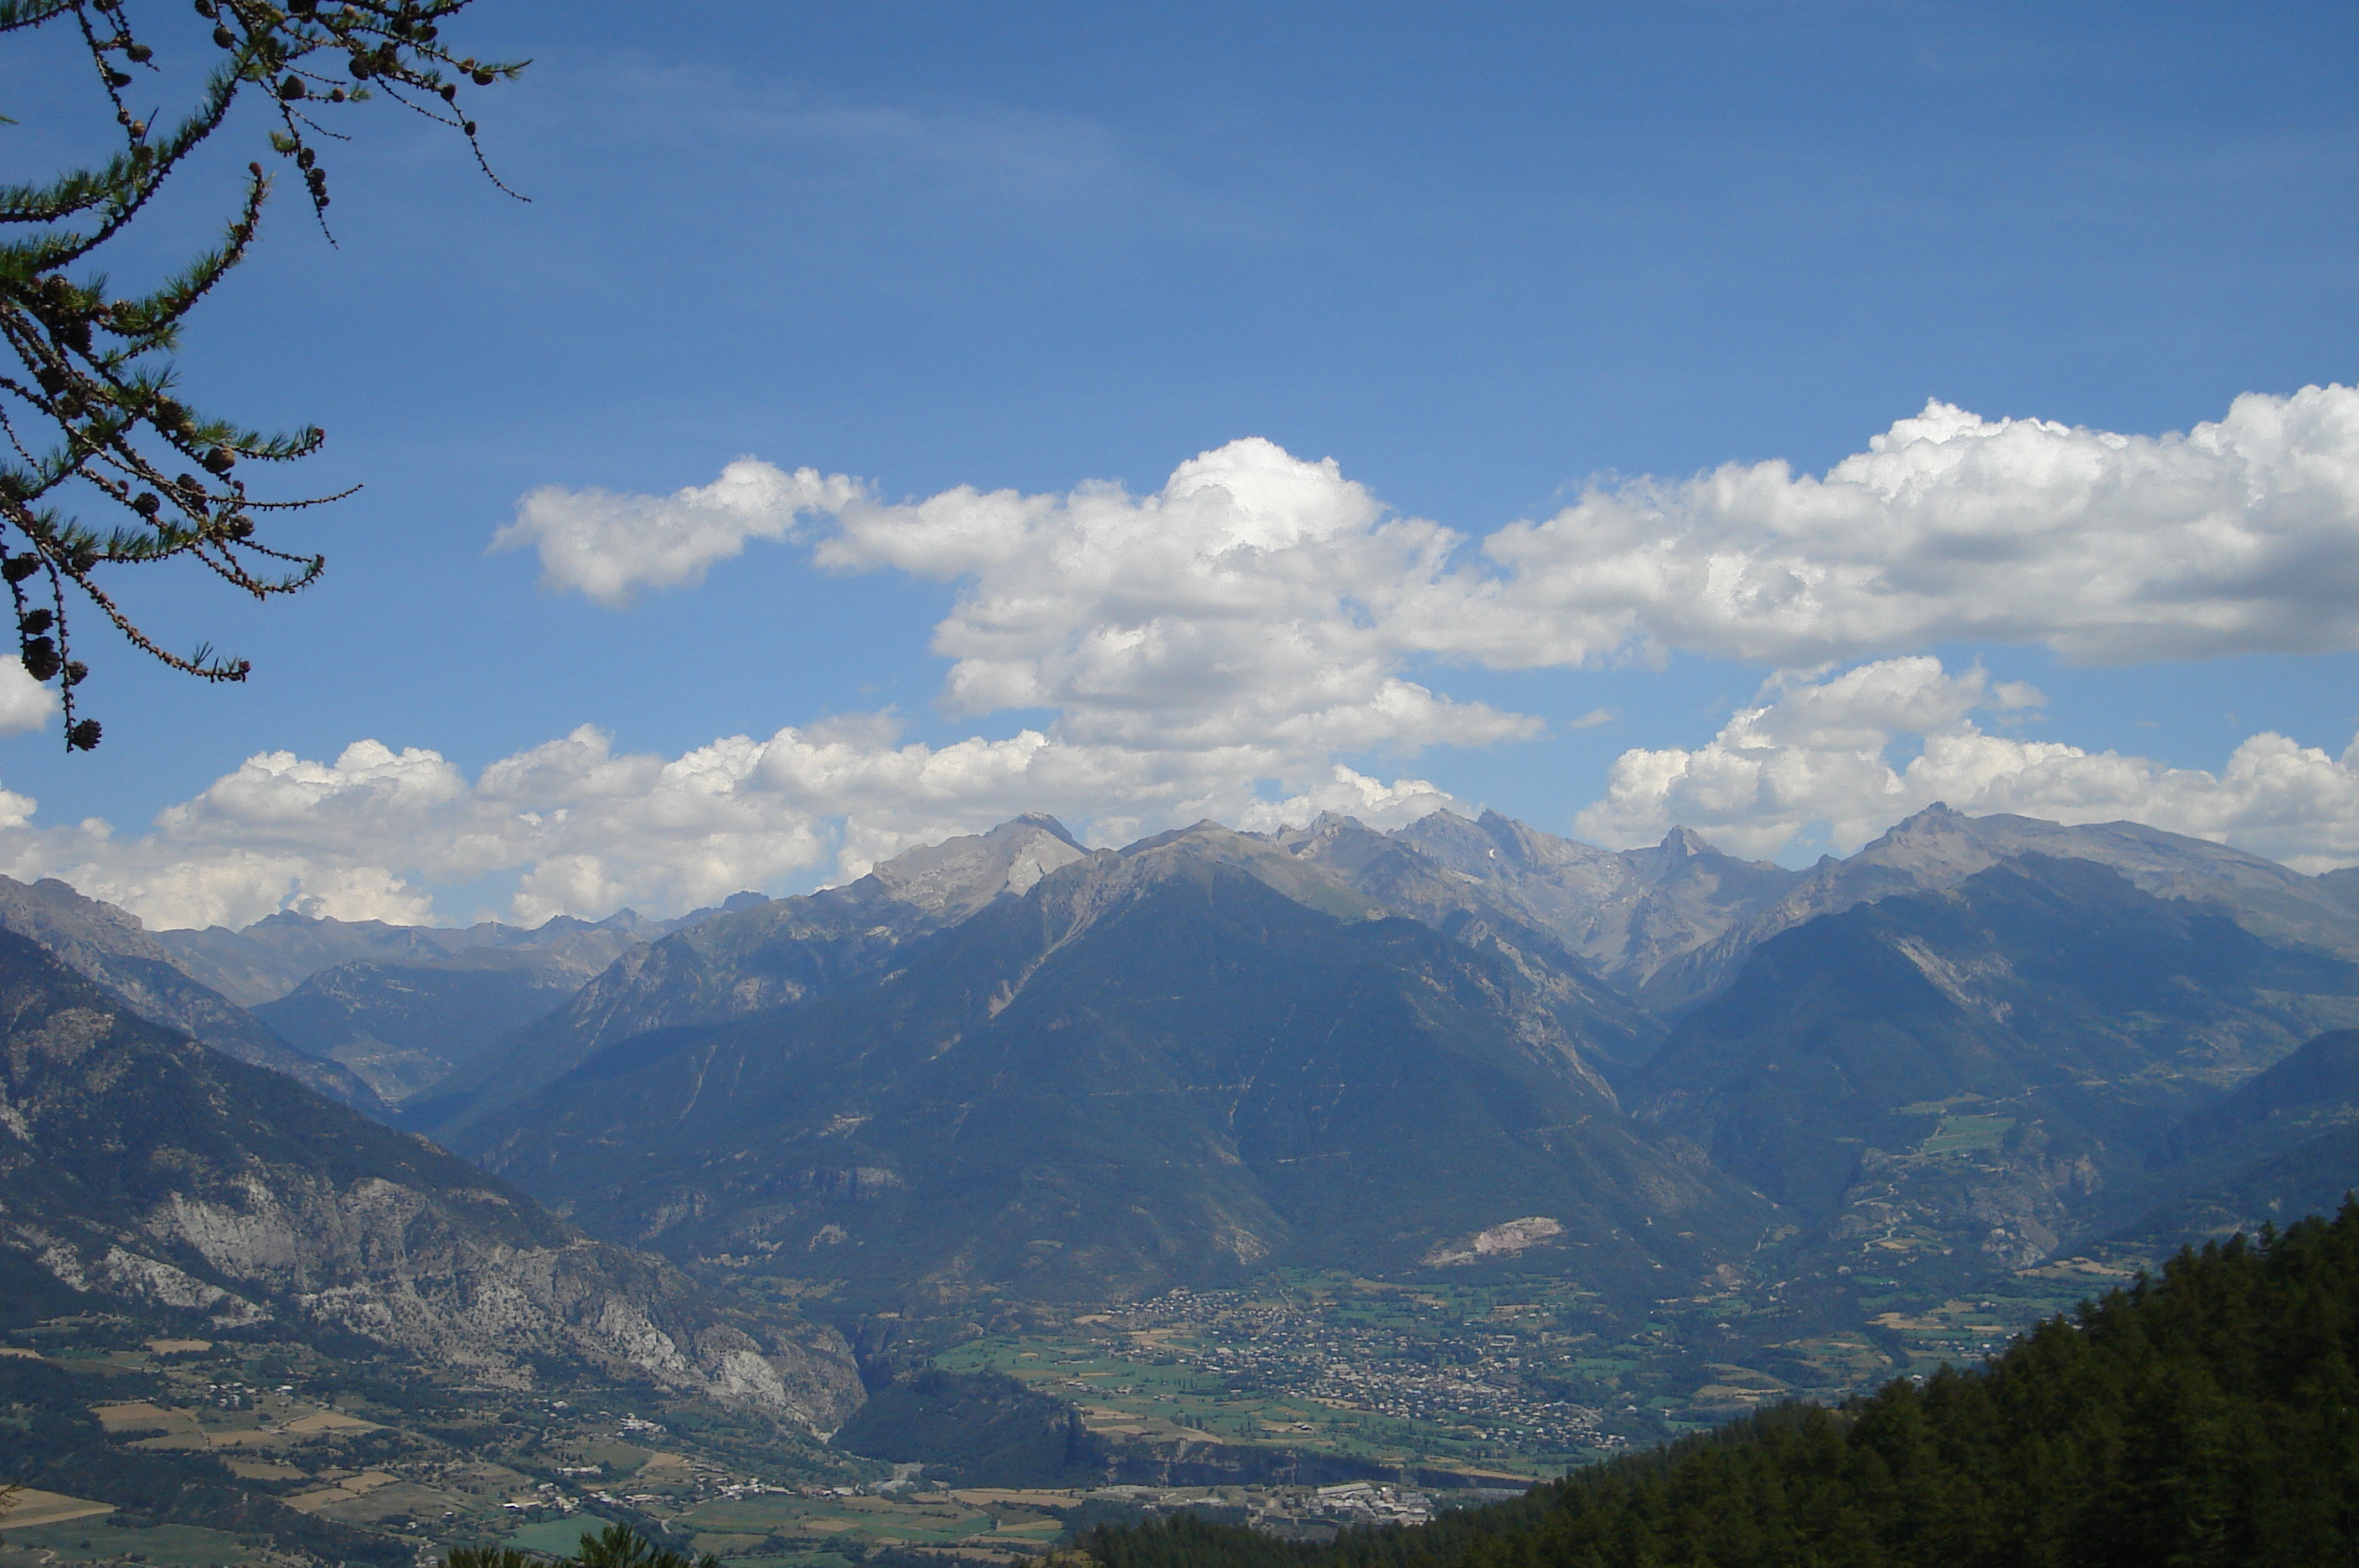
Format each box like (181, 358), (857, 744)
(153, 902), (698, 1007)
(13, 798), (2359, 1313)
(1373, 809), (1805, 994)
(0, 874), (381, 1111)
(157, 900), (760, 1105)
(1639, 803), (2359, 1014)
(251, 951), (596, 1103)
(2153, 1028), (2359, 1169)
(2321, 866), (2359, 916)
(0, 927), (861, 1432)
(405, 814), (1092, 1136)
(1628, 855), (2359, 1278)
(457, 824), (1767, 1305)
(1268, 812), (1667, 1074)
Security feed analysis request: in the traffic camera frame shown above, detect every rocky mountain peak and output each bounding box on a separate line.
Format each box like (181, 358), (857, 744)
(407, 815), (1100, 1134)
(865, 814), (1091, 916)
(1638, 804), (2359, 1015)
(1009, 811), (1084, 849)
(1266, 808), (1362, 850)
(457, 823), (1765, 1302)
(1474, 807), (1618, 872)
(1853, 801), (1995, 870)
(1268, 811), (1407, 874)
(1086, 819), (1387, 921)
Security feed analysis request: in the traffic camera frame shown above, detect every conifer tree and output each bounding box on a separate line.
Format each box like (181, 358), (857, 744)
(0, 0), (523, 749)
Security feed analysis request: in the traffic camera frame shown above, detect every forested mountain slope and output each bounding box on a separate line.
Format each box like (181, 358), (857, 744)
(0, 874), (381, 1110)
(405, 814), (1089, 1136)
(1081, 1199), (2359, 1568)
(1624, 854), (2359, 1278)
(459, 825), (1766, 1304)
(2100, 1027), (2359, 1251)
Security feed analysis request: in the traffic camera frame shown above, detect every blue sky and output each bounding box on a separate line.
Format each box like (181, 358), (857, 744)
(3, 1), (2356, 926)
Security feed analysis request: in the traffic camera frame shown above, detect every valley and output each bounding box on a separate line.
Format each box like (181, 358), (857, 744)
(1, 1236), (2165, 1568)
(7, 803), (2359, 1566)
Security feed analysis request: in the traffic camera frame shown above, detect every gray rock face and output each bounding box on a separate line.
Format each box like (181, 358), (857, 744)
(410, 815), (1090, 1136)
(0, 928), (862, 1433)
(1298, 808), (1803, 995)
(1268, 813), (1665, 1076)
(0, 875), (381, 1111)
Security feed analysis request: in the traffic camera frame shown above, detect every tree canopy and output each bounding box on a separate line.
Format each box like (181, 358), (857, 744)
(451, 1523), (720, 1568)
(0, 0), (522, 749)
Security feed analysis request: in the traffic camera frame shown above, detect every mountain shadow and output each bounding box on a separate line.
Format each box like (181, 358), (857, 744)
(405, 815), (1087, 1138)
(1629, 854), (2359, 1275)
(461, 826), (1768, 1307)
(2097, 1028), (2359, 1250)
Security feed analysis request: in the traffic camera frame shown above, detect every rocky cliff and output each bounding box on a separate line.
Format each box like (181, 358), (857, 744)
(0, 929), (862, 1434)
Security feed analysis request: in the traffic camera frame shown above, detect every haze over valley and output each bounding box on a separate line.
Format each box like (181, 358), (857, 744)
(19, 800), (2359, 1299)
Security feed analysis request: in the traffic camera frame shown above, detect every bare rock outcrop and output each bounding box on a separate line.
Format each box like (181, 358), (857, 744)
(0, 929), (861, 1433)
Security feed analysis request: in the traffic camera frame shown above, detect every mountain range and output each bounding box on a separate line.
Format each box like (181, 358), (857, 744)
(451, 822), (1767, 1305)
(9, 800), (2359, 1323)
(0, 874), (385, 1110)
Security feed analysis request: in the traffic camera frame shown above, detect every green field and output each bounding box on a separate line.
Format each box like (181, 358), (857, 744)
(503, 1514), (620, 1555)
(0, 1519), (252, 1567)
(1921, 1116), (2016, 1155)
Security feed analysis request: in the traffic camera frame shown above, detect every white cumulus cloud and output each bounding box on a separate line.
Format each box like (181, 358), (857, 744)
(0, 662), (57, 735)
(494, 459), (865, 606)
(1576, 656), (2359, 873)
(813, 434), (1541, 757)
(1464, 384), (2359, 666)
(507, 384), (2359, 678)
